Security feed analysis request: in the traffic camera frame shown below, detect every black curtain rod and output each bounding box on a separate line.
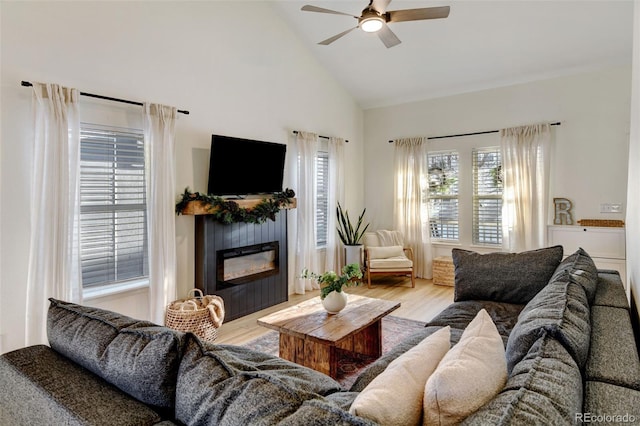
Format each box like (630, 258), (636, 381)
(21, 81), (189, 115)
(388, 122), (561, 143)
(292, 130), (349, 143)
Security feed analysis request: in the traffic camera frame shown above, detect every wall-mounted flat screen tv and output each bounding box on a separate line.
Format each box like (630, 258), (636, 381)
(207, 134), (286, 196)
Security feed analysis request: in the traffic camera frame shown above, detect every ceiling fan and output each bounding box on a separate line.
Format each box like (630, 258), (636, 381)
(301, 0), (450, 48)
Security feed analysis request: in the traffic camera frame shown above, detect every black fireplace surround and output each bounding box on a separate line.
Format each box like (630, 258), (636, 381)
(195, 212), (288, 321)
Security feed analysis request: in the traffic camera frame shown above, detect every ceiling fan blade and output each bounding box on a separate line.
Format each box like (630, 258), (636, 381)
(371, 0), (392, 13)
(301, 5), (358, 18)
(318, 27), (358, 45)
(387, 6), (450, 23)
(377, 24), (401, 48)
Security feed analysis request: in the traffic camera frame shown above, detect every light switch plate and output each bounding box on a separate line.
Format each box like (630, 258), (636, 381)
(610, 203), (623, 213)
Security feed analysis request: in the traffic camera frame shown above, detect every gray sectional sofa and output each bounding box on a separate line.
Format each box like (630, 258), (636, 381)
(1, 246), (639, 425)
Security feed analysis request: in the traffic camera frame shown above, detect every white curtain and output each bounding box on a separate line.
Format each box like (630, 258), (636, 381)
(394, 137), (432, 278)
(143, 103), (178, 325)
(291, 131), (320, 293)
(324, 137), (346, 272)
(26, 82), (82, 345)
(501, 123), (552, 252)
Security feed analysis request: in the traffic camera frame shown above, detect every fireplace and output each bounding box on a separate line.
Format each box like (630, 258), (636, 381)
(217, 242), (279, 286)
(195, 212), (288, 321)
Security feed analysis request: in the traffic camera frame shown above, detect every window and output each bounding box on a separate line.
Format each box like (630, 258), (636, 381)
(315, 150), (329, 247)
(473, 148), (502, 245)
(427, 151), (459, 240)
(79, 124), (148, 288)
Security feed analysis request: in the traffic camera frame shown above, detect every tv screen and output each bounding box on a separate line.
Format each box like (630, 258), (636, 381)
(208, 134), (286, 196)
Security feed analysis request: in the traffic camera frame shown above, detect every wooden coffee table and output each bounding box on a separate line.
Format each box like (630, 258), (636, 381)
(257, 294), (400, 379)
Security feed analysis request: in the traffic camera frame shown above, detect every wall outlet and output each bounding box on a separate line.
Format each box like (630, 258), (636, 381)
(600, 203), (623, 213)
(610, 203), (623, 213)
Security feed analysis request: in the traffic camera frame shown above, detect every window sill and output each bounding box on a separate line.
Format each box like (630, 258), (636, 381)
(431, 241), (462, 247)
(83, 278), (149, 301)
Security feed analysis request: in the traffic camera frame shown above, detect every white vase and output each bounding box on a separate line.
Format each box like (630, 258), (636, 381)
(344, 244), (363, 269)
(322, 290), (348, 314)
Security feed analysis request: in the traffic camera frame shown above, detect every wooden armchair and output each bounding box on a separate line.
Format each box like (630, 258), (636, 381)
(363, 230), (415, 288)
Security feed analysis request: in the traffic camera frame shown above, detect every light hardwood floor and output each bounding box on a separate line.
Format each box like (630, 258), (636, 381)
(215, 276), (454, 345)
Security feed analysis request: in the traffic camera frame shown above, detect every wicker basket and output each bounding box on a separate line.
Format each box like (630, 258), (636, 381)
(433, 256), (455, 287)
(577, 219), (625, 228)
(165, 289), (225, 342)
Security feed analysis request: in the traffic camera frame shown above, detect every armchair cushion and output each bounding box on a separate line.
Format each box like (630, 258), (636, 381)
(367, 246), (405, 259)
(369, 257), (413, 270)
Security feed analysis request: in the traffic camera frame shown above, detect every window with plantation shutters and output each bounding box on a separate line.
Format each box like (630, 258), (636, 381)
(427, 151), (459, 240)
(473, 147), (502, 245)
(316, 150), (329, 247)
(79, 124), (148, 288)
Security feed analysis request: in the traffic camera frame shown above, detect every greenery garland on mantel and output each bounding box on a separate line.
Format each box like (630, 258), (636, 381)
(175, 187), (296, 225)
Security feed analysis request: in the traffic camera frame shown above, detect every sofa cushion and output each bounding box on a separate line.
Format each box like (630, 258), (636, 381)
(586, 305), (640, 389)
(0, 345), (164, 426)
(426, 300), (525, 347)
(424, 309), (507, 426)
(583, 381), (640, 423)
(175, 335), (357, 425)
(462, 332), (583, 425)
(349, 326), (450, 426)
(593, 270), (630, 308)
(550, 247), (598, 303)
(505, 276), (590, 374)
(452, 246), (563, 304)
(47, 298), (187, 408)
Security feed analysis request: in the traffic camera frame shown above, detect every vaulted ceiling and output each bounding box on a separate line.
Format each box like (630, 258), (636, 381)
(272, 1), (634, 109)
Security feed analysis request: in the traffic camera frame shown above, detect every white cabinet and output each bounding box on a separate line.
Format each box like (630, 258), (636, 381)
(548, 225), (626, 291)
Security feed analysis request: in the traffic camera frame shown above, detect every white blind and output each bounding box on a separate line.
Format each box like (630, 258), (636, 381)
(316, 151), (329, 247)
(473, 147), (502, 245)
(80, 124), (148, 287)
(427, 151), (459, 240)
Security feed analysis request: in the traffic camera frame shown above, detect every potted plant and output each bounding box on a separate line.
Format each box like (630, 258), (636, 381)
(301, 263), (363, 314)
(336, 202), (370, 268)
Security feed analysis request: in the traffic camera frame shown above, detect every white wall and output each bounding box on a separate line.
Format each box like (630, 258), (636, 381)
(363, 66), (632, 258)
(625, 1), (640, 323)
(0, 1), (364, 353)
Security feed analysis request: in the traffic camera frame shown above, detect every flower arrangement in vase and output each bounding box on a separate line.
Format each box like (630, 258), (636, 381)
(301, 263), (363, 314)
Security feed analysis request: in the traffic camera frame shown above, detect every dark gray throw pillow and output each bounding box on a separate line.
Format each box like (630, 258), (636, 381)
(452, 246), (563, 304)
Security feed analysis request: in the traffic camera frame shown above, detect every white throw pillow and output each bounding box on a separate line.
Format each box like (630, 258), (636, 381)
(349, 326), (451, 426)
(367, 245), (405, 259)
(423, 309), (507, 426)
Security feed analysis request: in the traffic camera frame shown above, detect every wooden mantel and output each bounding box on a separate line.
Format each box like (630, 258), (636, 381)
(181, 197), (297, 215)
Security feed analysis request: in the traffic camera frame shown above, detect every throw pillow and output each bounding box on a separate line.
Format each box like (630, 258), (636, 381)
(367, 245), (405, 259)
(452, 246), (563, 304)
(424, 309), (507, 426)
(349, 326), (451, 426)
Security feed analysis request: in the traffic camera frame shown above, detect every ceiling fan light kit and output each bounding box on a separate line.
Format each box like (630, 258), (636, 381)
(301, 0), (450, 48)
(359, 9), (384, 32)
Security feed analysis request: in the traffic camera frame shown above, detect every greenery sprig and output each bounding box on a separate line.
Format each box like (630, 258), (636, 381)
(175, 187), (295, 225)
(300, 263), (363, 299)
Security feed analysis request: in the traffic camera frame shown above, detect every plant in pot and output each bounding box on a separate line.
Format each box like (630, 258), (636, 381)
(336, 202), (370, 268)
(301, 263), (363, 314)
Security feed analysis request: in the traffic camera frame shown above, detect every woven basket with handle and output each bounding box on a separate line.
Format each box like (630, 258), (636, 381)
(165, 289), (225, 342)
